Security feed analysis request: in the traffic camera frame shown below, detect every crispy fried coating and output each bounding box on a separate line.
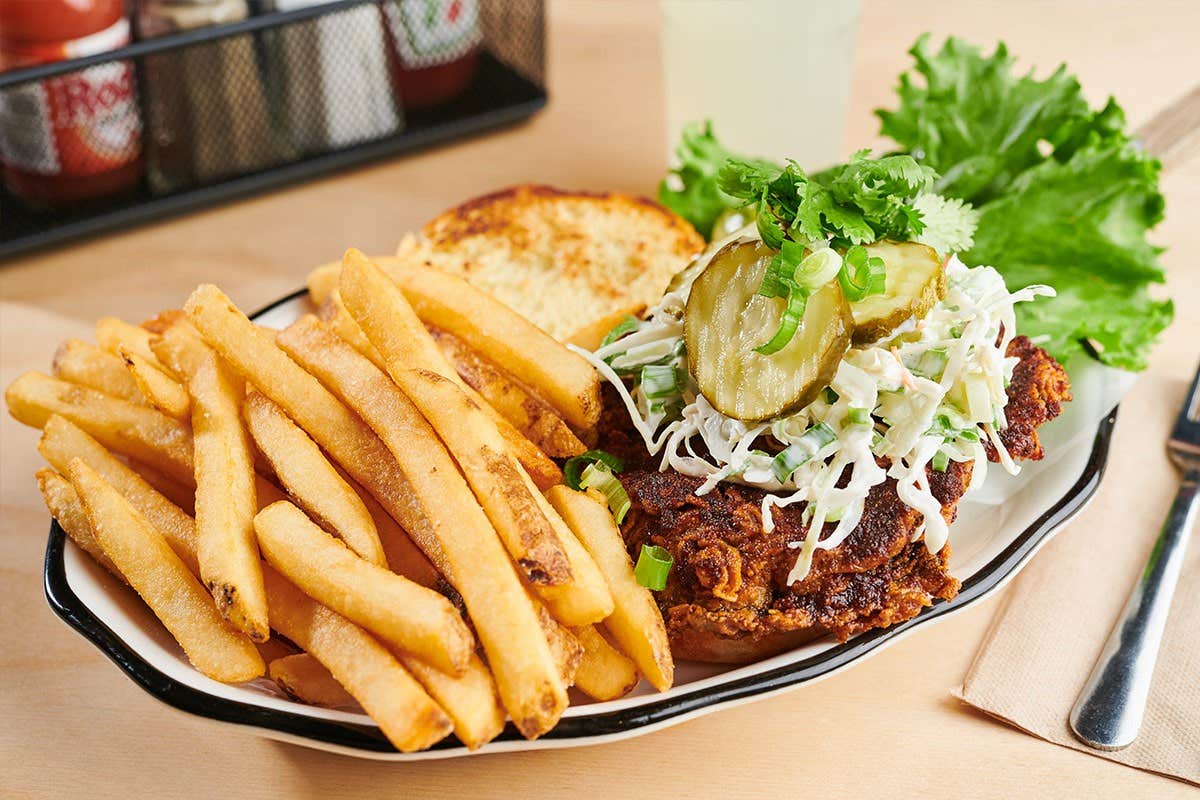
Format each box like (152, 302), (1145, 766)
(989, 335), (1072, 461)
(598, 334), (1070, 663)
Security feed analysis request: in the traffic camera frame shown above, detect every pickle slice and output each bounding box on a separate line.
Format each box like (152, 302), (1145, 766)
(850, 240), (946, 344)
(666, 253), (707, 296)
(666, 224), (755, 296)
(684, 240), (853, 422)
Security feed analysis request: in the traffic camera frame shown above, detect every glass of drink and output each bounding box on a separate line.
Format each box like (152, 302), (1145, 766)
(660, 0), (861, 170)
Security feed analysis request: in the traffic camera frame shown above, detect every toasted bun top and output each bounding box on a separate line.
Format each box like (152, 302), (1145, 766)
(399, 184), (705, 339)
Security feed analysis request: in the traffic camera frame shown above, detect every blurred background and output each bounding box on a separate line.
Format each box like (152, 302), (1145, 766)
(1, 1), (1196, 305)
(0, 0), (546, 256)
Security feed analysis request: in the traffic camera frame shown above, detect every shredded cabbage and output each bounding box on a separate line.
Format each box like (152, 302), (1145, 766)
(571, 247), (1053, 585)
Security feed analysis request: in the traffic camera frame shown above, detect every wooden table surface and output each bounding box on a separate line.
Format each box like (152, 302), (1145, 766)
(2, 2), (1198, 797)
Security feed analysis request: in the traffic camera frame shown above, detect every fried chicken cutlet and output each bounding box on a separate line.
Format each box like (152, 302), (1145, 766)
(599, 336), (1070, 663)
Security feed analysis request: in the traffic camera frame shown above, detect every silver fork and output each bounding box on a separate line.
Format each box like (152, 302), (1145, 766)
(1069, 362), (1200, 750)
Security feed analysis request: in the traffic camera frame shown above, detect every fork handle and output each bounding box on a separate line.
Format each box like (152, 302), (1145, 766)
(1069, 471), (1200, 750)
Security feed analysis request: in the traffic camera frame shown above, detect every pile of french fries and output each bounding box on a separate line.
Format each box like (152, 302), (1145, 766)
(6, 249), (674, 752)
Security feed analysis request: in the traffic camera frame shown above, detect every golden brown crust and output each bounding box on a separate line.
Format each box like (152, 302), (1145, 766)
(989, 335), (1072, 461)
(411, 184), (706, 339)
(423, 184), (704, 254)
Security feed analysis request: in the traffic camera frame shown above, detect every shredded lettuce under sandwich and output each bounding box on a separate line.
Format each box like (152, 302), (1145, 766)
(571, 231), (1051, 584)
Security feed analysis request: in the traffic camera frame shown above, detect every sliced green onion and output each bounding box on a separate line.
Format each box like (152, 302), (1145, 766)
(804, 422), (837, 449)
(563, 450), (624, 491)
(777, 238), (807, 269)
(824, 506), (846, 522)
(757, 254), (788, 298)
(822, 386), (839, 404)
(838, 245), (886, 301)
(771, 444), (811, 482)
(793, 248), (842, 289)
(846, 406), (871, 426)
(648, 398), (684, 421)
(634, 544), (674, 590)
(600, 315), (639, 348)
(932, 450), (950, 472)
(580, 462), (631, 524)
(916, 348), (948, 378)
(958, 428), (980, 442)
(927, 414), (956, 438)
(754, 287), (808, 355)
(641, 363), (682, 399)
(773, 422), (839, 481)
(609, 338), (677, 370)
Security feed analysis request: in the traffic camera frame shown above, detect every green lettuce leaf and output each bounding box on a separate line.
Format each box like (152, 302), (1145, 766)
(878, 34), (1172, 370)
(964, 140), (1172, 370)
(876, 35), (1090, 203)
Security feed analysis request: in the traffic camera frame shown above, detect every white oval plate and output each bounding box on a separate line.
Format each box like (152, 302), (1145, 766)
(43, 289), (1119, 760)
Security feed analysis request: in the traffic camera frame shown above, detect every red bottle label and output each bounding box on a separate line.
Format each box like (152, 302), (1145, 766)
(0, 19), (141, 181)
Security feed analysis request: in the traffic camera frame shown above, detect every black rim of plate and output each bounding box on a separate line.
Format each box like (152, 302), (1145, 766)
(43, 288), (1119, 755)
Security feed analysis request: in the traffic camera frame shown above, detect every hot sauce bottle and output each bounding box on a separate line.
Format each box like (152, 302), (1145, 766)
(0, 0), (143, 209)
(382, 0), (481, 109)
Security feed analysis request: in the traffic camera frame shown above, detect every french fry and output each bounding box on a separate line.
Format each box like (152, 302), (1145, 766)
(392, 366), (573, 587)
(52, 338), (145, 405)
(96, 317), (161, 364)
(317, 292), (387, 371)
(331, 473), (506, 749)
(528, 486), (615, 626)
(571, 625), (639, 701)
(254, 500), (473, 676)
(376, 254), (602, 429)
(535, 601), (582, 686)
(244, 391), (386, 566)
(269, 653), (354, 707)
(334, 465), (441, 590)
(306, 260), (340, 307)
(125, 459), (195, 514)
(270, 310), (567, 738)
(149, 317), (210, 381)
(254, 635), (297, 664)
(66, 459), (264, 683)
(185, 344), (268, 642)
(391, 363), (612, 624)
(152, 320), (299, 476)
(338, 250), (562, 489)
(36, 467), (123, 580)
(398, 651), (505, 751)
(183, 286), (431, 562)
(547, 485), (674, 691)
(334, 472), (507, 747)
(119, 346), (190, 419)
(566, 304), (647, 351)
(6, 371), (194, 482)
(38, 415), (200, 576)
(261, 565), (452, 752)
(430, 327), (587, 458)
(139, 309), (187, 336)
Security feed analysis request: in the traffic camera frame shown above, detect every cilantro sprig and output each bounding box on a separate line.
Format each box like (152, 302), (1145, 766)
(716, 151), (939, 351)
